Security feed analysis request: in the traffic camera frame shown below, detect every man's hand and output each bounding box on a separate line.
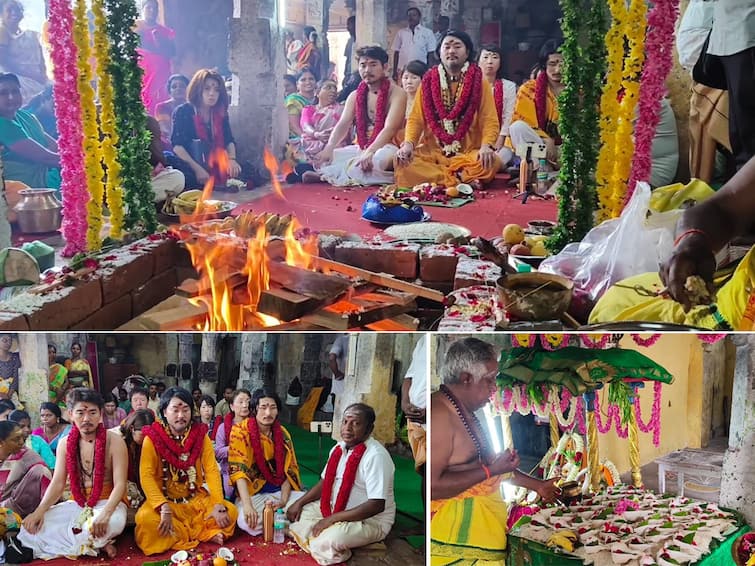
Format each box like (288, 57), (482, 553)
(489, 448), (520, 476)
(158, 509), (174, 537)
(91, 509), (112, 539)
(311, 515), (336, 537)
(478, 144), (496, 170)
(228, 158), (242, 179)
(402, 402), (425, 423)
(536, 477), (561, 504)
(313, 146), (334, 167)
(494, 135), (505, 151)
(22, 510), (44, 535)
(286, 500), (303, 523)
(659, 236), (717, 312)
(357, 149), (375, 173)
(396, 142), (414, 165)
(195, 167), (211, 185)
(208, 503), (232, 529)
(242, 503), (258, 530)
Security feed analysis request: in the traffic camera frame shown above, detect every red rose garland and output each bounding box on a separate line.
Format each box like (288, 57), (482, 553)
(534, 70), (549, 133)
(421, 63), (483, 152)
(143, 422), (207, 470)
(247, 418), (287, 486)
(222, 411), (235, 445)
(493, 79), (504, 125)
(320, 442), (368, 517)
(355, 78), (390, 150)
(67, 424), (107, 508)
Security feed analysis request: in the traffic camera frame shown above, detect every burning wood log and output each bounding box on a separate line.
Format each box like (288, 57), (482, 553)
(267, 261), (351, 301)
(299, 291), (417, 330)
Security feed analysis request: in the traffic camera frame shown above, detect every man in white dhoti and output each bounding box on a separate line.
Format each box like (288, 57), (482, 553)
(286, 403), (395, 565)
(302, 46), (407, 187)
(19, 388), (128, 560)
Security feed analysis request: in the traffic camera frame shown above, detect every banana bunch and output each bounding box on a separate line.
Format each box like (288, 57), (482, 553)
(235, 211), (294, 238)
(546, 530), (578, 553)
(163, 190), (204, 215)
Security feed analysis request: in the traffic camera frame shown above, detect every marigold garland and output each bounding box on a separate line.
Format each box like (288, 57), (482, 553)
(625, 0), (680, 205)
(48, 0), (87, 256)
(320, 442), (368, 517)
(511, 334), (535, 348)
(91, 0), (124, 239)
(105, 0), (157, 234)
(73, 0), (105, 251)
(67, 424), (107, 508)
(355, 78), (390, 150)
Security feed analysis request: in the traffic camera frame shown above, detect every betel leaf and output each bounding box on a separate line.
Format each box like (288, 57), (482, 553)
(512, 515), (533, 530)
(682, 533), (696, 544)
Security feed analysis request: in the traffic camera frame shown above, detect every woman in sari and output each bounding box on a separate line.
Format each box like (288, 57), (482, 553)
(119, 409), (155, 518)
(64, 341), (92, 389)
(214, 389), (252, 500)
(0, 333), (20, 402)
(0, 421), (52, 517)
(135, 0), (176, 115)
(297, 27), (321, 80)
(0, 0), (47, 101)
(8, 410), (54, 469)
(229, 389), (303, 535)
(47, 344), (68, 410)
(31, 402), (70, 455)
(285, 68), (317, 142)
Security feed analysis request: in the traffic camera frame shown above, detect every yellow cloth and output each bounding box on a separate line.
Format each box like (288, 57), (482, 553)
(407, 421), (426, 469)
(135, 433), (237, 555)
(395, 80), (501, 189)
(228, 419), (302, 495)
(431, 476), (508, 566)
(508, 78), (559, 144)
(297, 386), (324, 430)
(648, 179), (715, 212)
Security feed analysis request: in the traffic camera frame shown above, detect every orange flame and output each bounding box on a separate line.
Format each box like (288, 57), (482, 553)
(263, 147), (286, 200)
(283, 217), (317, 270)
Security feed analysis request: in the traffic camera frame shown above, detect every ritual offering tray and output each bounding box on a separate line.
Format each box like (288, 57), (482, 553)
(159, 196), (237, 224)
(497, 272), (573, 321)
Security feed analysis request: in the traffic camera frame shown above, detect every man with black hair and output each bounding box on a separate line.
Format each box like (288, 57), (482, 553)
(215, 385), (235, 417)
(287, 403), (395, 565)
(135, 387), (236, 555)
(19, 388), (128, 560)
(392, 7), (437, 81)
(344, 15), (356, 81)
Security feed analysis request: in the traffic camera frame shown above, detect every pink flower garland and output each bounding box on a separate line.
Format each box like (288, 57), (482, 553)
(697, 334), (727, 345)
(634, 381), (663, 447)
(625, 0), (681, 204)
(630, 334), (662, 347)
(594, 389), (629, 438)
(575, 397), (586, 435)
(580, 334), (611, 349)
(48, 0), (88, 256)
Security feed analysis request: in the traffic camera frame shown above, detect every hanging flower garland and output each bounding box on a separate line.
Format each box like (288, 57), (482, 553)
(91, 0), (124, 239)
(630, 334), (661, 347)
(594, 390), (629, 438)
(105, 0), (157, 234)
(548, 0), (607, 252)
(633, 381), (662, 447)
(73, 0), (104, 251)
(48, 0), (87, 256)
(596, 0), (647, 220)
(320, 442), (368, 517)
(540, 334), (567, 350)
(511, 334), (535, 348)
(580, 334), (611, 349)
(66, 424), (107, 508)
(355, 79), (390, 149)
(493, 384), (582, 432)
(625, 0), (681, 205)
(697, 334), (727, 344)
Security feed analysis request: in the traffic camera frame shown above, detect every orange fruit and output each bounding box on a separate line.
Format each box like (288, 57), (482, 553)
(502, 224), (525, 245)
(213, 558), (227, 566)
(445, 186), (460, 197)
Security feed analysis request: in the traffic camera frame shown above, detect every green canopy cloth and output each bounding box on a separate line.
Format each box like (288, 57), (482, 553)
(498, 347), (674, 396)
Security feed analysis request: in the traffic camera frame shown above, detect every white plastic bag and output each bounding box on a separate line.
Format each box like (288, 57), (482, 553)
(540, 182), (679, 302)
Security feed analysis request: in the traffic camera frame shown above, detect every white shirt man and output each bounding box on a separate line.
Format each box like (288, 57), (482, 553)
(328, 334), (350, 400)
(708, 0), (755, 57)
(391, 8), (436, 75)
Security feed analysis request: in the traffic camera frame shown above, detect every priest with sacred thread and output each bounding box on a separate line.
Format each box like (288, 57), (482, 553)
(19, 388), (129, 560)
(287, 403), (396, 565)
(135, 387), (237, 555)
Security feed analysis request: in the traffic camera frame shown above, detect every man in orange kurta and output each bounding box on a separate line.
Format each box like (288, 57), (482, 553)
(395, 30), (500, 189)
(135, 387), (236, 555)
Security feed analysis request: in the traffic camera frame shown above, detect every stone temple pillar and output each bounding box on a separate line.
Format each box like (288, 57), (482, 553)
(356, 0), (387, 49)
(335, 333), (397, 445)
(720, 336), (755, 526)
(238, 333), (266, 392)
(18, 334), (49, 427)
(228, 0), (288, 168)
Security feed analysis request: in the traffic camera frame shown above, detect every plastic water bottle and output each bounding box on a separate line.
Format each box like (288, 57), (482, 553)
(536, 158), (548, 193)
(274, 509), (286, 543)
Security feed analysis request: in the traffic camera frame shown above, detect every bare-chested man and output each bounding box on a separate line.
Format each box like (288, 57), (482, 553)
(19, 388), (128, 560)
(431, 337), (559, 565)
(302, 45), (407, 186)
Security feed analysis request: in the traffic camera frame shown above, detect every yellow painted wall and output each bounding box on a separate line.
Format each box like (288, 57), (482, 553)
(599, 334), (703, 474)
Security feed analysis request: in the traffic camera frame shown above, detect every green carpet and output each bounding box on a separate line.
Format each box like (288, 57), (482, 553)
(286, 424), (425, 548)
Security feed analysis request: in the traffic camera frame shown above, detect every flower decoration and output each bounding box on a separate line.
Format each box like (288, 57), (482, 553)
(580, 334), (611, 349)
(634, 381), (663, 447)
(540, 334), (566, 350)
(512, 334), (535, 348)
(630, 333), (661, 347)
(355, 78), (390, 149)
(697, 334), (727, 345)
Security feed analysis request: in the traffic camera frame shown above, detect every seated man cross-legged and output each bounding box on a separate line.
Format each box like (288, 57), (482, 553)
(19, 388), (128, 560)
(302, 45), (407, 187)
(135, 387), (237, 555)
(287, 403), (396, 566)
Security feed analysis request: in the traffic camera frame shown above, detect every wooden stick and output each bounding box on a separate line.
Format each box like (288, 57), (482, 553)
(313, 257), (446, 303)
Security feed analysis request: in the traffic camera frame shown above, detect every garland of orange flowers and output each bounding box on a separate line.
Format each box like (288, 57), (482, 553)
(493, 79), (504, 125)
(320, 442), (368, 517)
(355, 78), (390, 150)
(67, 424), (107, 508)
(143, 422), (207, 470)
(91, 0), (124, 239)
(247, 417), (287, 486)
(422, 62), (483, 156)
(595, 0), (648, 221)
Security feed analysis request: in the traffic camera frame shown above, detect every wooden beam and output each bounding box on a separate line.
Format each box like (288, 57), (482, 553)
(300, 296), (416, 330)
(313, 257), (446, 303)
(365, 314), (420, 331)
(257, 287), (322, 321)
(268, 261), (351, 301)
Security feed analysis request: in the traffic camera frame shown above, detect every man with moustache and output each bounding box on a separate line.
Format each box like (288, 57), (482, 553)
(135, 387), (236, 555)
(395, 30), (500, 190)
(19, 388), (128, 560)
(287, 403), (395, 565)
(301, 45), (407, 186)
(431, 338), (560, 565)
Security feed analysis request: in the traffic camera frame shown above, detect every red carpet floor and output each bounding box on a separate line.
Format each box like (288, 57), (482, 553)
(29, 528), (315, 565)
(236, 178), (557, 239)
